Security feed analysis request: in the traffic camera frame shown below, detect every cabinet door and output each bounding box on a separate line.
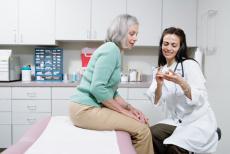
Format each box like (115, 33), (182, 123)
(12, 112), (51, 125)
(12, 87), (51, 100)
(12, 100), (51, 113)
(18, 0), (55, 45)
(0, 87), (11, 100)
(117, 88), (128, 99)
(162, 0), (197, 46)
(0, 125), (11, 148)
(12, 124), (31, 144)
(56, 0), (91, 40)
(52, 87), (75, 116)
(52, 87), (76, 99)
(0, 0), (17, 44)
(128, 88), (148, 100)
(91, 0), (126, 40)
(127, 0), (162, 46)
(52, 100), (69, 116)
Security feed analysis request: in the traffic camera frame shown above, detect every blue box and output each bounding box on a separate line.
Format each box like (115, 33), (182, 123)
(34, 48), (63, 81)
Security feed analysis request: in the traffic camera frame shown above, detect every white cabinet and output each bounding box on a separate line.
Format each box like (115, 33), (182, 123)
(56, 0), (126, 41)
(0, 0), (17, 45)
(52, 87), (75, 115)
(91, 0), (126, 40)
(55, 0), (91, 40)
(162, 0), (197, 46)
(11, 87), (51, 143)
(127, 0), (162, 46)
(0, 88), (12, 148)
(0, 0), (55, 45)
(117, 88), (128, 99)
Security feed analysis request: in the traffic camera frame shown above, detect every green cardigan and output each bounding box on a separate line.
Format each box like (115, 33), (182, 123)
(70, 42), (121, 107)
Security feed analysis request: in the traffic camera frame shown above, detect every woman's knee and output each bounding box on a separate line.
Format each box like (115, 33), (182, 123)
(136, 124), (152, 139)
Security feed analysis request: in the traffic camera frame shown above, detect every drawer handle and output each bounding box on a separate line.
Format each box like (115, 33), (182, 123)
(27, 117), (36, 124)
(27, 92), (36, 98)
(27, 105), (37, 111)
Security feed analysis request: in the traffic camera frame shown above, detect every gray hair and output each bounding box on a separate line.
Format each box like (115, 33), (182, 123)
(105, 14), (139, 48)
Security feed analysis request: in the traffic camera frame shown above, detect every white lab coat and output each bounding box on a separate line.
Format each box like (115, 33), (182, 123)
(146, 60), (218, 153)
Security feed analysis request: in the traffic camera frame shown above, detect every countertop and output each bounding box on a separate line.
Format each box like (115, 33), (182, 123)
(0, 81), (151, 88)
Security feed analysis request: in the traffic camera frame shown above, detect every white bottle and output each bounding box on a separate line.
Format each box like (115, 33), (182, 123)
(129, 69), (137, 82)
(21, 65), (31, 82)
(63, 73), (68, 82)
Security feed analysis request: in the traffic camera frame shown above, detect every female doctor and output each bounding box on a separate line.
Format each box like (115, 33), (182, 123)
(146, 27), (218, 154)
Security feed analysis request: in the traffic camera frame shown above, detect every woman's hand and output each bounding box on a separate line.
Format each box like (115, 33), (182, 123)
(123, 110), (141, 122)
(128, 105), (149, 124)
(164, 70), (192, 99)
(163, 69), (182, 84)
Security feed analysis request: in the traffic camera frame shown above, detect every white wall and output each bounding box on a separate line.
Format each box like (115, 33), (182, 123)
(197, 0), (230, 153)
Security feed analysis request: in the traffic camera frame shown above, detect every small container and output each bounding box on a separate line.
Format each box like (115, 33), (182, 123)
(21, 65), (31, 82)
(121, 73), (128, 82)
(129, 69), (137, 82)
(63, 73), (68, 82)
(71, 72), (77, 82)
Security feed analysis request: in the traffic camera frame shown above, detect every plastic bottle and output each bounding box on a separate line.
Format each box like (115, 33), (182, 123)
(21, 65), (31, 82)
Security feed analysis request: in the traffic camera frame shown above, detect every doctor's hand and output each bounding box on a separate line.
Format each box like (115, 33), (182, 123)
(163, 70), (183, 84)
(156, 67), (165, 86)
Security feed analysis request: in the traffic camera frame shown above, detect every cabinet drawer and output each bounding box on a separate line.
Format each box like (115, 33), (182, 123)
(12, 125), (31, 144)
(52, 100), (69, 116)
(0, 100), (11, 111)
(12, 87), (51, 99)
(0, 112), (11, 124)
(0, 125), (11, 148)
(117, 88), (128, 99)
(0, 87), (11, 99)
(12, 100), (51, 113)
(12, 112), (51, 125)
(128, 88), (148, 100)
(52, 87), (75, 99)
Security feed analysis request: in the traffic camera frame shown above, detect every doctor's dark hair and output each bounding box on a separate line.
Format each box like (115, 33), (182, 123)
(105, 14), (139, 49)
(158, 27), (189, 66)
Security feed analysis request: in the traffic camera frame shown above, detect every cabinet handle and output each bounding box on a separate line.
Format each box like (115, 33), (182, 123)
(27, 105), (37, 111)
(27, 92), (36, 98)
(27, 117), (36, 124)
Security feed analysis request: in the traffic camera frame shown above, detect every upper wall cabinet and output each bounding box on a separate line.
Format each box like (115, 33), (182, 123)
(91, 0), (126, 40)
(127, 0), (162, 46)
(162, 0), (197, 46)
(55, 0), (91, 40)
(0, 0), (55, 45)
(0, 0), (17, 45)
(56, 0), (126, 41)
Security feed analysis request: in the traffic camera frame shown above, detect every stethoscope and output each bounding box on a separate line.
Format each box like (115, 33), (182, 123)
(173, 61), (184, 77)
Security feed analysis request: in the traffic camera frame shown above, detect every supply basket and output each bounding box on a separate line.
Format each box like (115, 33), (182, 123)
(34, 48), (63, 81)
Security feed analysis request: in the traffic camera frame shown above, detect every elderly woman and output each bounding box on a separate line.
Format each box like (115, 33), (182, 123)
(69, 14), (154, 154)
